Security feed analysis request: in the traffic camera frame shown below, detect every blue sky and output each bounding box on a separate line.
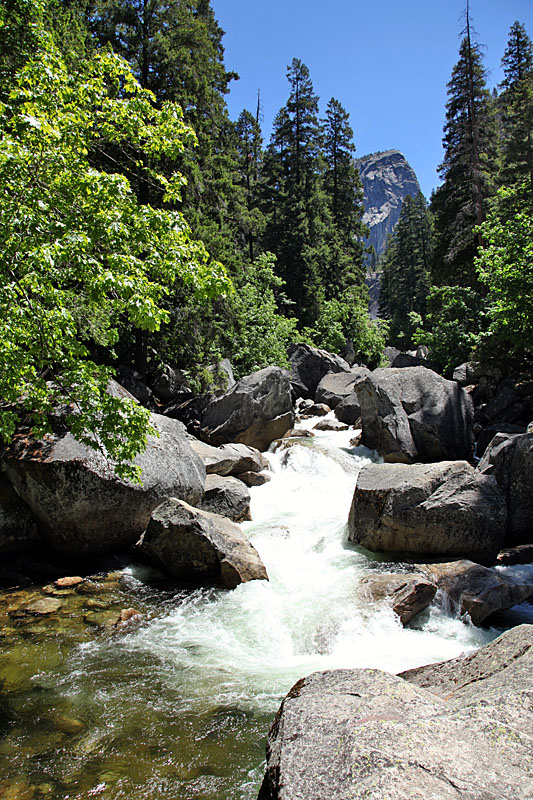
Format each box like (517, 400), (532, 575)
(210, 0), (533, 198)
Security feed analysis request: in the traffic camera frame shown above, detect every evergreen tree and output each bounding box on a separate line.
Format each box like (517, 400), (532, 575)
(321, 97), (367, 294)
(262, 58), (330, 325)
(430, 5), (497, 288)
(379, 193), (432, 348)
(235, 107), (265, 263)
(498, 21), (533, 195)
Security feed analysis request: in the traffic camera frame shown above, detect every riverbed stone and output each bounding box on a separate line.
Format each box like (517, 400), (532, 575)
(416, 560), (533, 624)
(238, 471), (271, 487)
(348, 461), (506, 566)
(198, 474), (251, 522)
(315, 368), (370, 409)
(301, 403), (331, 417)
(357, 573), (437, 625)
(1, 391), (205, 555)
(259, 626), (533, 800)
(188, 438), (269, 477)
(137, 499), (268, 589)
(200, 367), (294, 451)
(355, 366), (474, 463)
(288, 343), (351, 399)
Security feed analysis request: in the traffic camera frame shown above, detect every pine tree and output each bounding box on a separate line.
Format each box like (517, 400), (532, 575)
(321, 97), (367, 294)
(498, 21), (533, 195)
(234, 107), (265, 263)
(379, 193), (432, 348)
(262, 58), (330, 325)
(430, 4), (497, 288)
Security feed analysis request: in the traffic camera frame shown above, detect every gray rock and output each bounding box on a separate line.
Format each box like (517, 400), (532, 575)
(188, 438), (269, 477)
(496, 544), (533, 565)
(137, 499), (268, 589)
(313, 419), (349, 432)
(198, 474), (251, 522)
(2, 392), (205, 555)
(416, 560), (533, 625)
(116, 365), (154, 408)
(348, 461), (506, 566)
(301, 403), (331, 417)
(357, 573), (437, 625)
(334, 393), (362, 425)
(315, 368), (370, 409)
(356, 366), (474, 463)
(452, 360), (500, 385)
(151, 364), (190, 403)
(282, 428), (315, 439)
(475, 422), (526, 459)
(0, 474), (41, 554)
(238, 471), (271, 487)
(201, 367), (294, 451)
(477, 432), (533, 545)
(288, 343), (350, 400)
(205, 358), (235, 393)
(259, 626), (533, 800)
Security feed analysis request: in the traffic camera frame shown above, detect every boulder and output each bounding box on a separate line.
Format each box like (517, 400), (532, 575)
(287, 343), (350, 400)
(315, 367), (370, 409)
(151, 364), (190, 403)
(259, 626), (533, 800)
(137, 499), (268, 589)
(116, 365), (154, 408)
(355, 367), (474, 463)
(0, 474), (41, 555)
(496, 544), (533, 565)
(301, 403), (331, 417)
(200, 367), (294, 451)
(238, 471), (271, 487)
(2, 402), (205, 556)
(313, 419), (349, 432)
(452, 360), (501, 385)
(205, 358), (235, 393)
(475, 422), (525, 459)
(188, 439), (270, 477)
(477, 432), (533, 545)
(348, 461), (506, 566)
(198, 475), (251, 522)
(334, 393), (362, 425)
(357, 573), (437, 625)
(416, 560), (533, 625)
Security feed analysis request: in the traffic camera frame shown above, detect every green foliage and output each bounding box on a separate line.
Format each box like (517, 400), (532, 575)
(0, 38), (230, 479)
(302, 287), (386, 368)
(379, 192), (432, 348)
(475, 183), (533, 359)
(0, 0), (46, 99)
(413, 286), (486, 374)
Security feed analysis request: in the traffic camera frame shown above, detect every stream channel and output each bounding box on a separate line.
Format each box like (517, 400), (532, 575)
(1, 417), (531, 799)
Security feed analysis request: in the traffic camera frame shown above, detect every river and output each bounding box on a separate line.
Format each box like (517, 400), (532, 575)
(0, 419), (520, 799)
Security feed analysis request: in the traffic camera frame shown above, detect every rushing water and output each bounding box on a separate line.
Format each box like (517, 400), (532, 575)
(0, 420), (516, 799)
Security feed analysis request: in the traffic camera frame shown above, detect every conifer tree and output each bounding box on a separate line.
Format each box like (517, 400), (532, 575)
(235, 108), (265, 262)
(430, 4), (497, 288)
(379, 193), (432, 348)
(321, 98), (367, 294)
(498, 21), (533, 195)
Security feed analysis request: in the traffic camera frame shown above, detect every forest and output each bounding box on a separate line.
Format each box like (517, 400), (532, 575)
(0, 0), (532, 475)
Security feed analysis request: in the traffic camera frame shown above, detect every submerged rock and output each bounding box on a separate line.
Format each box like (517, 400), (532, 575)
(201, 367), (294, 451)
(348, 461), (506, 566)
(137, 499), (268, 589)
(259, 626), (533, 800)
(356, 366), (473, 463)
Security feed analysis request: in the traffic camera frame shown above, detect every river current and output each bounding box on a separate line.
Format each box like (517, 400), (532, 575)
(1, 418), (523, 799)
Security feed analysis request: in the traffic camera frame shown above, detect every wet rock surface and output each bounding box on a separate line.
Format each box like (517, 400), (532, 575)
(357, 573), (437, 625)
(259, 626), (533, 800)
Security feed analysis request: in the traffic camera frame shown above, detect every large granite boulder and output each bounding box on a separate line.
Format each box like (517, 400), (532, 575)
(198, 474), (251, 522)
(0, 474), (41, 555)
(348, 461), (506, 566)
(315, 367), (370, 409)
(137, 498), (267, 589)
(477, 432), (533, 545)
(259, 626), (533, 800)
(2, 402), (205, 556)
(357, 573), (437, 625)
(151, 363), (190, 403)
(200, 367), (294, 451)
(287, 343), (350, 400)
(416, 560), (533, 625)
(356, 366), (474, 462)
(188, 439), (269, 478)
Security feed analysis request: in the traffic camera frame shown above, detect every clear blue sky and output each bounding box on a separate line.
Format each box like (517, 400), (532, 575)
(210, 0), (533, 198)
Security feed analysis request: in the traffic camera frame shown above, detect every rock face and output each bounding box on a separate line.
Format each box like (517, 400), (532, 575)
(198, 474), (251, 522)
(357, 573), (437, 625)
(287, 343), (350, 400)
(259, 625), (533, 800)
(0, 474), (41, 554)
(348, 461), (506, 566)
(2, 409), (205, 555)
(315, 368), (370, 409)
(416, 560), (533, 625)
(356, 367), (474, 463)
(357, 149), (421, 266)
(477, 432), (533, 545)
(200, 367), (294, 451)
(137, 498), (268, 589)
